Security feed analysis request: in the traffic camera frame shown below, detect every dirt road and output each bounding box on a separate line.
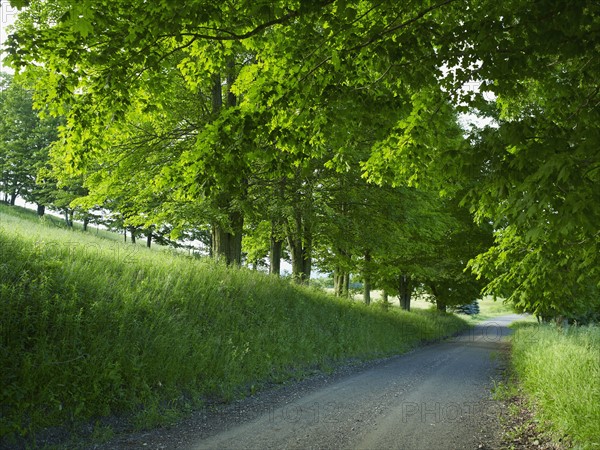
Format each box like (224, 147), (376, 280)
(95, 314), (522, 449)
(175, 314), (521, 450)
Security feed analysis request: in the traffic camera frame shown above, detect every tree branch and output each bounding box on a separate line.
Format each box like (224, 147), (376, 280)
(173, 1), (335, 42)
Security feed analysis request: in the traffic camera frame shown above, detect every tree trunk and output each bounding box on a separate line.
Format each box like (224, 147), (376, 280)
(398, 274), (412, 311)
(333, 246), (351, 297)
(302, 226), (312, 282)
(363, 250), (372, 305)
(131, 229), (136, 244)
(289, 239), (307, 283)
(208, 61), (244, 266)
(334, 269), (342, 296)
(211, 72), (222, 114)
(431, 284), (446, 312)
(269, 180), (285, 276)
(64, 209), (73, 227)
(146, 231), (152, 248)
(289, 240), (311, 283)
(226, 57), (236, 108)
(10, 192), (17, 206)
(36, 204), (45, 216)
(334, 270), (350, 297)
(211, 210), (243, 265)
(363, 282), (371, 305)
(343, 273), (350, 298)
(269, 232), (282, 276)
(287, 210), (311, 284)
(381, 290), (390, 310)
(83, 215), (89, 231)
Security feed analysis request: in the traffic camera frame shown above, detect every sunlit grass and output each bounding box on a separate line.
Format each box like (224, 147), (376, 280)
(510, 323), (600, 449)
(466, 296), (518, 323)
(0, 204), (469, 443)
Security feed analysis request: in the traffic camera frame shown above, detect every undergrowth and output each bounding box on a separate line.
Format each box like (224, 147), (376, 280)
(0, 204), (469, 444)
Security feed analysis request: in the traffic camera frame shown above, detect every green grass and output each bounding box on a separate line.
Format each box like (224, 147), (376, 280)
(509, 322), (600, 449)
(467, 296), (518, 323)
(0, 204), (469, 444)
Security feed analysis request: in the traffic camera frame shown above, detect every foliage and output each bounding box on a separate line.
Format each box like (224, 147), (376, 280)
(0, 72), (59, 208)
(5, 0), (599, 318)
(3, 0), (469, 272)
(370, 1), (600, 319)
(422, 198), (494, 311)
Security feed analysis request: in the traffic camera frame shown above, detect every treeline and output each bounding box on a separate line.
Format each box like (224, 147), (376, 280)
(0, 71), (491, 312)
(0, 73), (200, 248)
(3, 0), (600, 322)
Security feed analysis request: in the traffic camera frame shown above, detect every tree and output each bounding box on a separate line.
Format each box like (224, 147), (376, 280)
(424, 199), (494, 312)
(371, 188), (452, 311)
(0, 72), (59, 212)
(365, 1), (600, 320)
(8, 0), (598, 319)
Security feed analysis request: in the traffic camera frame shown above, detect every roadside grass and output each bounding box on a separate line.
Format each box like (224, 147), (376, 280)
(0, 204), (469, 444)
(507, 322), (600, 449)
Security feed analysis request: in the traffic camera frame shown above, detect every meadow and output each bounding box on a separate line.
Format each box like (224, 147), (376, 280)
(0, 204), (469, 443)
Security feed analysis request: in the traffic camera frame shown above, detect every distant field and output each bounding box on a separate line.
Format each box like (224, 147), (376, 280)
(342, 288), (515, 319)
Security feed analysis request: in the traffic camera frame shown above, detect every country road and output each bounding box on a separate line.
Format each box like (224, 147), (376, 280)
(98, 314), (524, 450)
(189, 315), (522, 450)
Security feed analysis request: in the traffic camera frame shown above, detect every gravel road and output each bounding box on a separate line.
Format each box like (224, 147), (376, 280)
(185, 315), (522, 450)
(94, 314), (524, 450)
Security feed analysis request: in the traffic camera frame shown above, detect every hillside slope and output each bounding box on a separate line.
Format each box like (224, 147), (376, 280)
(0, 205), (468, 444)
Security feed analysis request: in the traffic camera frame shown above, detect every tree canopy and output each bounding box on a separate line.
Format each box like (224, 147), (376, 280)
(4, 0), (599, 320)
(0, 72), (60, 212)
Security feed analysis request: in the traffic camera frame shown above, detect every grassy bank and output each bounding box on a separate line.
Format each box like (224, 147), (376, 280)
(0, 204), (469, 443)
(509, 323), (600, 448)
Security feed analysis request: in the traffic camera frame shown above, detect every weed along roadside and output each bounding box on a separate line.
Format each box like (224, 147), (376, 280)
(0, 205), (470, 448)
(493, 321), (600, 449)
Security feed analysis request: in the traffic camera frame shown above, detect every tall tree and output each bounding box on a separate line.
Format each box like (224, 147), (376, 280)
(8, 0), (598, 319)
(0, 72), (59, 211)
(363, 1), (600, 320)
(424, 199), (494, 312)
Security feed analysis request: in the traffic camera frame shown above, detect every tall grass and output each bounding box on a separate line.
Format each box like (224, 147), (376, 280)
(510, 323), (600, 448)
(0, 204), (468, 442)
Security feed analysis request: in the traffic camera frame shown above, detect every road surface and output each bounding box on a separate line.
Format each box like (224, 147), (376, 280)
(182, 314), (522, 450)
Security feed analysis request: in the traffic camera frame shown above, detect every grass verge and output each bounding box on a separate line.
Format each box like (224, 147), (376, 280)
(504, 322), (600, 449)
(0, 204), (469, 445)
